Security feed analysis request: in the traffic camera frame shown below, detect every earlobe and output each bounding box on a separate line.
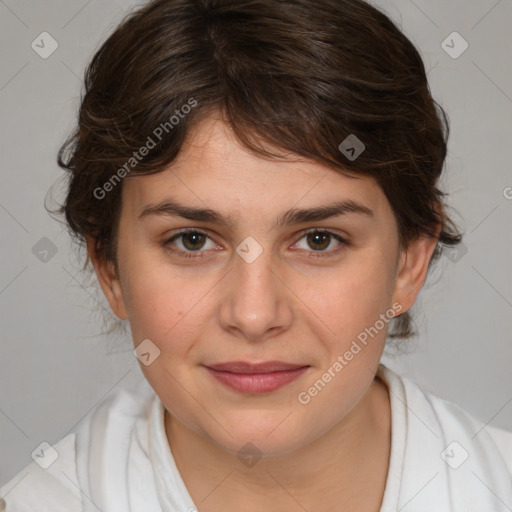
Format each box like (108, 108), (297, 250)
(86, 236), (129, 320)
(391, 235), (439, 314)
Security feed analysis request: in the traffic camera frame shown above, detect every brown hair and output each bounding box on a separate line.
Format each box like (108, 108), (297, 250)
(55, 0), (462, 340)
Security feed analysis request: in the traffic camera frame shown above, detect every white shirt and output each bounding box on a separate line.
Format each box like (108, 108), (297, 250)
(1, 363), (511, 511)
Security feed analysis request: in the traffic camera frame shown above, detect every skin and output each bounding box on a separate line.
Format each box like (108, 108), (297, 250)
(88, 115), (439, 511)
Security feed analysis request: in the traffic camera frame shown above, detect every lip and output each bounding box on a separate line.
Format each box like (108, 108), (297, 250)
(203, 361), (310, 393)
(205, 361), (308, 373)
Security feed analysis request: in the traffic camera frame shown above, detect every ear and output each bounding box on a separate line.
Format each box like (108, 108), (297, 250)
(391, 233), (439, 314)
(86, 236), (128, 320)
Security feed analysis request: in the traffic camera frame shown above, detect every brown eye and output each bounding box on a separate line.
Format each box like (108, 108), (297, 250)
(306, 231), (331, 251)
(181, 232), (207, 251)
(294, 229), (349, 258)
(162, 229), (217, 259)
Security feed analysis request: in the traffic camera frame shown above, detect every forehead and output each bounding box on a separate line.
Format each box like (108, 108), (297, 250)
(122, 116), (390, 222)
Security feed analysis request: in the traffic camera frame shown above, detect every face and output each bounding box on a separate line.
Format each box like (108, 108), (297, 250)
(91, 115), (436, 457)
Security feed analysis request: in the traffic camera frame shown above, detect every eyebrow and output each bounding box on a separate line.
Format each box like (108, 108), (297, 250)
(138, 198), (374, 228)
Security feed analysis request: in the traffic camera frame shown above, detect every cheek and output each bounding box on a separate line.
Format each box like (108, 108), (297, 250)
(296, 260), (396, 416)
(120, 252), (216, 347)
(311, 255), (396, 340)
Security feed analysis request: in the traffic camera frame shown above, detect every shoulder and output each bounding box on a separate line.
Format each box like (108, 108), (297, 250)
(378, 364), (512, 509)
(0, 433), (82, 512)
(393, 365), (512, 473)
(0, 380), (157, 511)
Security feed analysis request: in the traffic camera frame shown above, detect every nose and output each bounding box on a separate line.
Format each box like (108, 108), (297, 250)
(217, 244), (293, 343)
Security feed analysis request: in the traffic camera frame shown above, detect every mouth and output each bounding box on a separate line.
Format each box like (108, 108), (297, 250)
(202, 361), (311, 393)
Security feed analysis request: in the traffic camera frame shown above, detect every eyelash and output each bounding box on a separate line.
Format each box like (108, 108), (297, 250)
(161, 228), (349, 260)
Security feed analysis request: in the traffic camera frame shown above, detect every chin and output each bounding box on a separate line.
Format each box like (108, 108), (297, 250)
(203, 413), (315, 459)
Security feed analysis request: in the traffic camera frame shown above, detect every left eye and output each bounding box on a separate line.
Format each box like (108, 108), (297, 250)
(293, 229), (347, 256)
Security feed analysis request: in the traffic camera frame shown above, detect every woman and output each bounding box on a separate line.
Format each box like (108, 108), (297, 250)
(1, 0), (511, 510)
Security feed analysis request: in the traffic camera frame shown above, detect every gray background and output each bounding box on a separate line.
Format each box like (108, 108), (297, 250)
(1, 0), (511, 486)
